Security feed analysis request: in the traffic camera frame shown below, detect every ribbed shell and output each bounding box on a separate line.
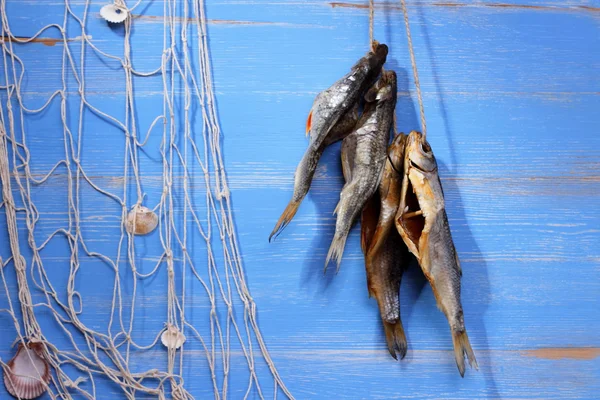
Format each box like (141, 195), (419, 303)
(161, 326), (186, 350)
(100, 4), (128, 24)
(3, 342), (50, 399)
(126, 205), (158, 235)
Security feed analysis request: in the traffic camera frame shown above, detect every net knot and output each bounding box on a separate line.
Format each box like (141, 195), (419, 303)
(64, 376), (87, 389)
(218, 187), (230, 200)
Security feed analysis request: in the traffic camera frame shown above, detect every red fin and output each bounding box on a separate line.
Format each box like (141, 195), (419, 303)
(306, 110), (312, 137)
(269, 200), (300, 241)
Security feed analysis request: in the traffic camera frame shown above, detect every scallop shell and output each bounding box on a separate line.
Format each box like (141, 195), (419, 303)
(100, 4), (129, 24)
(161, 325), (186, 350)
(3, 342), (50, 399)
(126, 205), (158, 235)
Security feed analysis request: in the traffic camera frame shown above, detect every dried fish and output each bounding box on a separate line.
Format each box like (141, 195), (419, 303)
(326, 70), (397, 269)
(395, 131), (478, 376)
(269, 43), (388, 241)
(361, 133), (410, 359)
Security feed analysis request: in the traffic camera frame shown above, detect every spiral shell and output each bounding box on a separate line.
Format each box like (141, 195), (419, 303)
(3, 342), (50, 399)
(161, 325), (186, 350)
(100, 4), (128, 24)
(126, 205), (158, 235)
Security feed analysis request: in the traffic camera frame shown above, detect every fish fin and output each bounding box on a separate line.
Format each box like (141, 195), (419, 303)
(269, 200), (300, 242)
(364, 85), (379, 103)
(367, 225), (387, 261)
(324, 233), (348, 273)
(376, 87), (393, 101)
(306, 110), (312, 137)
(360, 194), (379, 254)
(361, 194), (380, 297)
(452, 330), (478, 377)
(332, 181), (353, 216)
(333, 199), (341, 216)
(455, 253), (463, 276)
(340, 141), (353, 183)
(367, 183), (393, 257)
(379, 170), (392, 200)
(383, 321), (407, 360)
(325, 105), (359, 147)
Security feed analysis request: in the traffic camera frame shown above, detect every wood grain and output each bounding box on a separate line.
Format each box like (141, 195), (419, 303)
(0, 0), (598, 399)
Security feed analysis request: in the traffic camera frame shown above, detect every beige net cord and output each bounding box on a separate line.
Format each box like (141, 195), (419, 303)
(369, 0), (375, 46)
(0, 0), (293, 399)
(399, 0), (428, 139)
(370, 0), (427, 137)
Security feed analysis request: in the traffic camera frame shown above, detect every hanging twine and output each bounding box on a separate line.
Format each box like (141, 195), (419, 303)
(399, 0), (427, 139)
(369, 0), (375, 48)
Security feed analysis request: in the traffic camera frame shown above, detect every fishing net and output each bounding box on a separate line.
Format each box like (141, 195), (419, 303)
(0, 0), (291, 398)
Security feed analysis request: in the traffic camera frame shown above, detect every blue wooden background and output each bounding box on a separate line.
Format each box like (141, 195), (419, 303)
(1, 0), (599, 399)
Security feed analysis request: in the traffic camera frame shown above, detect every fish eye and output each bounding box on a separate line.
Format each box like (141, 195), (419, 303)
(420, 141), (431, 154)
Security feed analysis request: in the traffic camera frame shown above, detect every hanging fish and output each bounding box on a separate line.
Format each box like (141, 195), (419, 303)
(360, 133), (411, 359)
(325, 69), (397, 269)
(395, 131), (478, 377)
(269, 43), (389, 241)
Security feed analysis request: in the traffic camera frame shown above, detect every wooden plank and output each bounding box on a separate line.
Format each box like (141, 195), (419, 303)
(0, 0), (598, 399)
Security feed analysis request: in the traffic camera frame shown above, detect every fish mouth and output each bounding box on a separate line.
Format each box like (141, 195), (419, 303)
(377, 70), (397, 88)
(408, 131), (437, 173)
(371, 42), (389, 59)
(398, 171), (425, 252)
(381, 70), (397, 84)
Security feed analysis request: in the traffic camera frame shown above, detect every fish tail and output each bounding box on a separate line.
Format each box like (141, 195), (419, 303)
(269, 200), (300, 242)
(324, 232), (348, 273)
(451, 329), (478, 377)
(383, 320), (407, 360)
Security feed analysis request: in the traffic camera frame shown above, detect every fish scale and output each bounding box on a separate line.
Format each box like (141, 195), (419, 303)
(396, 131), (478, 377)
(326, 70), (398, 269)
(269, 43), (388, 241)
(361, 133), (411, 360)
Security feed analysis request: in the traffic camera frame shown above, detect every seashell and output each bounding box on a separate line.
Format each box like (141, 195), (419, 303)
(3, 342), (50, 399)
(126, 205), (158, 235)
(100, 4), (129, 24)
(161, 325), (186, 350)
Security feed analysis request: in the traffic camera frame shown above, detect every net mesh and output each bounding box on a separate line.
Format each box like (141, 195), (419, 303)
(0, 0), (291, 398)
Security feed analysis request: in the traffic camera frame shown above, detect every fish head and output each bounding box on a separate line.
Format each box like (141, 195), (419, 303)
(405, 131), (437, 174)
(356, 42), (388, 75)
(364, 70), (397, 104)
(388, 132), (407, 169)
(371, 42), (389, 63)
(379, 70), (397, 102)
(368, 42), (389, 68)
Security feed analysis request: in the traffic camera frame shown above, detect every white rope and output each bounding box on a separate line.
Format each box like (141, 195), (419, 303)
(369, 0), (374, 47)
(399, 0), (427, 139)
(0, 0), (293, 398)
